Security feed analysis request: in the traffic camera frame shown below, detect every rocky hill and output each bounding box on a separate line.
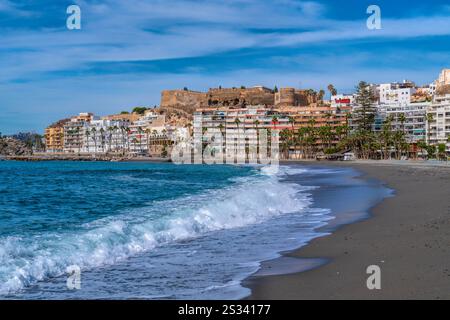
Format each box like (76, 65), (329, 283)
(0, 137), (33, 156)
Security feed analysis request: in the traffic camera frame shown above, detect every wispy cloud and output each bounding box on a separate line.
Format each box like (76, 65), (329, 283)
(0, 0), (449, 133)
(0, 0), (33, 16)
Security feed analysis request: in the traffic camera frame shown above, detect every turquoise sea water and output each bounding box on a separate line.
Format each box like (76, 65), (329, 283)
(0, 161), (384, 299)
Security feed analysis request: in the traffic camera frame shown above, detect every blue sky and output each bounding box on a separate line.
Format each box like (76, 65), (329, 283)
(1, 0), (450, 134)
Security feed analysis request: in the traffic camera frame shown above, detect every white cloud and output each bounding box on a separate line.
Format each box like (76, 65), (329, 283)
(1, 0), (450, 133)
(0, 0), (33, 16)
(1, 0), (449, 84)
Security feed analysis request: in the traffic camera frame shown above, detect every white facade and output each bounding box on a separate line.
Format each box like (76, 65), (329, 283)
(385, 102), (430, 143)
(129, 111), (167, 154)
(427, 94), (450, 153)
(82, 119), (130, 153)
(379, 83), (416, 106)
(63, 113), (96, 153)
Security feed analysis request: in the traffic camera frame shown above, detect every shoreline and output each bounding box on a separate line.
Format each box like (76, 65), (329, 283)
(245, 161), (450, 299)
(3, 155), (171, 162)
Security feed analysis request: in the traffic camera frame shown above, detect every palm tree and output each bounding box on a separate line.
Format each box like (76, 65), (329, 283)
(318, 89), (325, 106)
(137, 127), (144, 154)
(91, 127), (97, 153)
(107, 126), (114, 153)
(74, 127), (81, 154)
(85, 129), (90, 154)
(305, 119), (317, 158)
(234, 117), (241, 129)
(99, 128), (105, 153)
(131, 138), (139, 155)
(125, 127), (131, 154)
(280, 129), (291, 159)
(296, 127), (307, 159)
(252, 120), (260, 158)
(113, 125), (119, 152)
(119, 126), (126, 155)
(380, 116), (394, 159)
(145, 128), (151, 155)
(152, 130), (158, 153)
(327, 84), (337, 96)
(426, 113), (434, 145)
(417, 140), (427, 160)
(398, 113), (406, 135)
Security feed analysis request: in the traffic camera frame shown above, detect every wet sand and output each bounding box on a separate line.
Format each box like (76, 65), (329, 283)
(245, 161), (450, 300)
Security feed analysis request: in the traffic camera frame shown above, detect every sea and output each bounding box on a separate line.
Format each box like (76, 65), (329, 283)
(0, 161), (389, 299)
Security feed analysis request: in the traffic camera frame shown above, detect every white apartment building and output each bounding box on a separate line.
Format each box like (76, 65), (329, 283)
(63, 113), (96, 153)
(378, 82), (416, 106)
(427, 94), (450, 153)
(129, 111), (167, 154)
(194, 105), (289, 161)
(82, 119), (130, 154)
(385, 102), (430, 143)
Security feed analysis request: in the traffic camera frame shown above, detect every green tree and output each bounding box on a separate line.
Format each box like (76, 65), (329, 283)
(145, 128), (151, 155)
(318, 89), (325, 105)
(327, 84), (337, 96)
(132, 107), (147, 115)
(107, 126), (114, 152)
(91, 127), (97, 153)
(380, 115), (394, 159)
(353, 81), (376, 133)
(426, 113), (434, 144)
(137, 127), (144, 154)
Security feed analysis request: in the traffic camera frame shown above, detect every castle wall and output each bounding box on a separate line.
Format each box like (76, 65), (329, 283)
(161, 86), (316, 113)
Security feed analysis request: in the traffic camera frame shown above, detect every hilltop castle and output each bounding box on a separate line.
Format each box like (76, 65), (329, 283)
(160, 86), (317, 113)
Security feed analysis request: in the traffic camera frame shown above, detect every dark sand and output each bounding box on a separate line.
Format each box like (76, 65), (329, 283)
(245, 161), (450, 300)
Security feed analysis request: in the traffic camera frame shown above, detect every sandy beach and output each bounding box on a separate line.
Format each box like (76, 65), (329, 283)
(245, 161), (450, 300)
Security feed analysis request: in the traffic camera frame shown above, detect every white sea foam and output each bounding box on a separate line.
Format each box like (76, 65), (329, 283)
(0, 166), (312, 295)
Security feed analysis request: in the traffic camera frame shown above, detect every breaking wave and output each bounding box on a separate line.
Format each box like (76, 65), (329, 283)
(0, 166), (313, 295)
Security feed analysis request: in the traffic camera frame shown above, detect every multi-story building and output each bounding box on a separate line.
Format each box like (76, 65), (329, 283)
(437, 69), (450, 88)
(63, 113), (95, 153)
(194, 104), (350, 159)
(194, 105), (290, 161)
(195, 105), (290, 133)
(45, 119), (70, 153)
(378, 81), (416, 106)
(427, 94), (450, 153)
(129, 110), (167, 155)
(385, 102), (430, 143)
(82, 119), (130, 154)
(279, 105), (350, 130)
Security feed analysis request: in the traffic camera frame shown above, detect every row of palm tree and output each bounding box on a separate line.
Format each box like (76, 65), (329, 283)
(218, 112), (443, 160)
(80, 126), (168, 155)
